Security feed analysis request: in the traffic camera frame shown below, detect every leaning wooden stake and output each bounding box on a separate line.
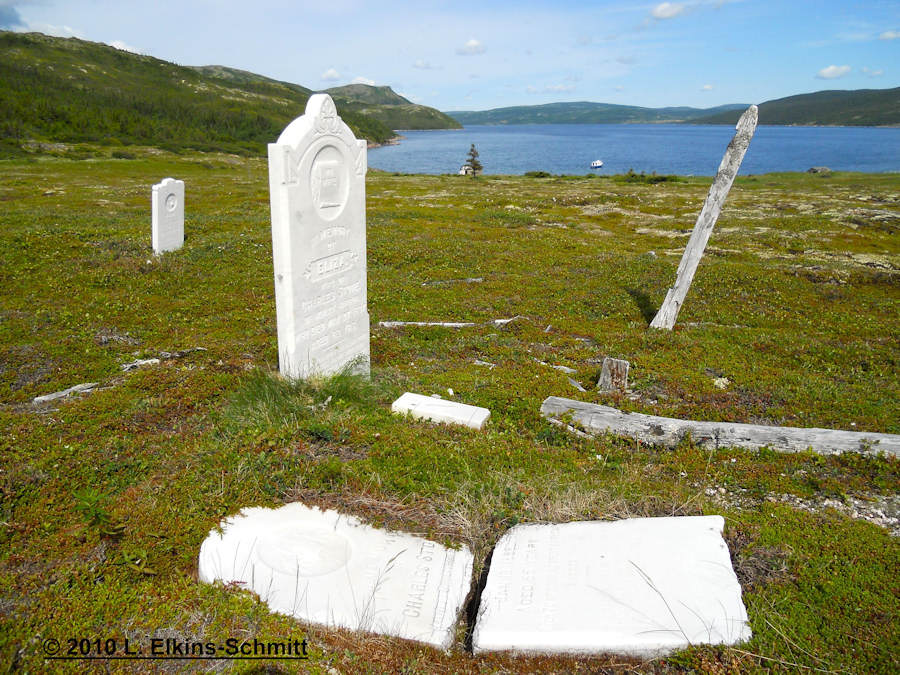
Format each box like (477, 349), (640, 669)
(650, 105), (758, 330)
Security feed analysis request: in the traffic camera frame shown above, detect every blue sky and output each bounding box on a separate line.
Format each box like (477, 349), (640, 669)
(1, 0), (897, 111)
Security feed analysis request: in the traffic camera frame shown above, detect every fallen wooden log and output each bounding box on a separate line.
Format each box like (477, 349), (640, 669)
(540, 396), (900, 457)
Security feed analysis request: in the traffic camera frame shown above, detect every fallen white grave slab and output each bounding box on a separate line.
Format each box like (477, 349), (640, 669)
(472, 516), (751, 657)
(541, 396), (900, 457)
(199, 502), (473, 648)
(392, 392), (490, 430)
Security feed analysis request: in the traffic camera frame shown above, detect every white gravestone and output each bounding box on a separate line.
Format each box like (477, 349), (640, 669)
(151, 177), (184, 254)
(199, 502), (474, 649)
(268, 94), (370, 379)
(472, 515), (751, 657)
(392, 392), (491, 430)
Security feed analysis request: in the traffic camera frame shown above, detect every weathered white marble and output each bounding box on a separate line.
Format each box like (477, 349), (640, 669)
(151, 177), (184, 254)
(199, 502), (473, 648)
(392, 392), (490, 430)
(268, 94), (370, 379)
(472, 516), (751, 657)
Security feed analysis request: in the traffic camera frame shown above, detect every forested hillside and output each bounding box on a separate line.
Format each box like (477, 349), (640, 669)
(691, 88), (900, 126)
(0, 31), (394, 156)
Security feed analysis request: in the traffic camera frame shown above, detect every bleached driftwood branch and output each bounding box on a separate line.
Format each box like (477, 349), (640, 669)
(540, 396), (900, 457)
(378, 316), (523, 329)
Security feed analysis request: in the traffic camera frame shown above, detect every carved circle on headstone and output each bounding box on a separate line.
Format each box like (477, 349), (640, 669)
(309, 144), (349, 222)
(256, 525), (351, 577)
(165, 193), (178, 212)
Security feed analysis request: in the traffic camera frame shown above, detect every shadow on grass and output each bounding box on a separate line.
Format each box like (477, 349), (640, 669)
(626, 287), (659, 325)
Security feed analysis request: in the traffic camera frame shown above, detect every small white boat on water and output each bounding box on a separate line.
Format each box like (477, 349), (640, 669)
(590, 160), (604, 169)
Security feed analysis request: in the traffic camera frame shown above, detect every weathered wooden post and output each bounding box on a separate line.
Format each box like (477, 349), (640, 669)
(650, 105), (758, 330)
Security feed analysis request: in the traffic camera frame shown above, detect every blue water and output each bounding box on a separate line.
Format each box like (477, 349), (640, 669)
(368, 123), (900, 176)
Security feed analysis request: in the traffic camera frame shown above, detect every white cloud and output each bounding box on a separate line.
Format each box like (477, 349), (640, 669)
(651, 3), (685, 20)
(879, 30), (899, 40)
(701, 83), (714, 91)
(616, 55), (636, 65)
(816, 64), (851, 79)
(109, 40), (141, 54)
(526, 84), (576, 94)
(544, 84), (576, 93)
(412, 59), (439, 70)
(24, 22), (84, 39)
(456, 38), (485, 56)
(615, 85), (626, 92)
(398, 91), (422, 103)
(321, 68), (341, 81)
(862, 67), (884, 77)
(352, 76), (375, 85)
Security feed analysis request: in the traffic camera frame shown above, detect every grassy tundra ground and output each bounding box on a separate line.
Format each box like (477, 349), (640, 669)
(1, 150), (898, 673)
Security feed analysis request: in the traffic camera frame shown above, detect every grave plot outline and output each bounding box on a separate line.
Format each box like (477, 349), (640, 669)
(268, 94), (370, 379)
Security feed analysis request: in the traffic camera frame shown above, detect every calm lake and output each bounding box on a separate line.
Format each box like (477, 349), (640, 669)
(368, 123), (900, 176)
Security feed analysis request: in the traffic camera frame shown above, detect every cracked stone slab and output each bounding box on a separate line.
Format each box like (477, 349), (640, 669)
(472, 516), (751, 657)
(199, 502), (473, 648)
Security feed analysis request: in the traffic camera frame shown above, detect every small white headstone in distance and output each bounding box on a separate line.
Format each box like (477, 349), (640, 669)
(199, 502), (473, 649)
(472, 515), (751, 657)
(597, 357), (629, 393)
(392, 392), (490, 430)
(268, 94), (370, 379)
(151, 177), (184, 254)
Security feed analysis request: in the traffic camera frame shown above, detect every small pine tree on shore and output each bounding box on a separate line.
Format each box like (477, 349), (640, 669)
(466, 143), (482, 177)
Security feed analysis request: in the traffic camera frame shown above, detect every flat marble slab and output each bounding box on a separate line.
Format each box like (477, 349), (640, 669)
(392, 392), (490, 430)
(199, 502), (473, 648)
(472, 515), (751, 657)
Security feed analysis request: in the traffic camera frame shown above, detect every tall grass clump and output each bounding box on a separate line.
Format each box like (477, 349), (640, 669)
(221, 358), (391, 438)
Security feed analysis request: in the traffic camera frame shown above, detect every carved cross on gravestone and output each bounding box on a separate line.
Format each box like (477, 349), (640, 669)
(650, 105), (758, 330)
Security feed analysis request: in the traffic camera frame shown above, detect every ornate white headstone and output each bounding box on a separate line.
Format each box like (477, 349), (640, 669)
(151, 177), (184, 254)
(198, 502), (474, 648)
(268, 95), (370, 379)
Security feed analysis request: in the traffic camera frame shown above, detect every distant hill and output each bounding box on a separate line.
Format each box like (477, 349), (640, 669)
(448, 89), (900, 127)
(446, 101), (748, 125)
(326, 85), (462, 131)
(0, 32), (455, 158)
(690, 88), (900, 126)
(326, 84), (410, 105)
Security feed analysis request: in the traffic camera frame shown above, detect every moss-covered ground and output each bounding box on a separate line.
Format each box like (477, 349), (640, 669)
(1, 150), (898, 673)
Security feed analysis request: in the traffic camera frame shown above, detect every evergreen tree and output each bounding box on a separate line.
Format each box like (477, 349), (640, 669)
(466, 143), (482, 177)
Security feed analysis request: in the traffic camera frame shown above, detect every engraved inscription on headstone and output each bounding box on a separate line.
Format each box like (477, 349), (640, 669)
(151, 177), (184, 254)
(268, 94), (370, 378)
(472, 516), (751, 657)
(198, 502), (474, 648)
